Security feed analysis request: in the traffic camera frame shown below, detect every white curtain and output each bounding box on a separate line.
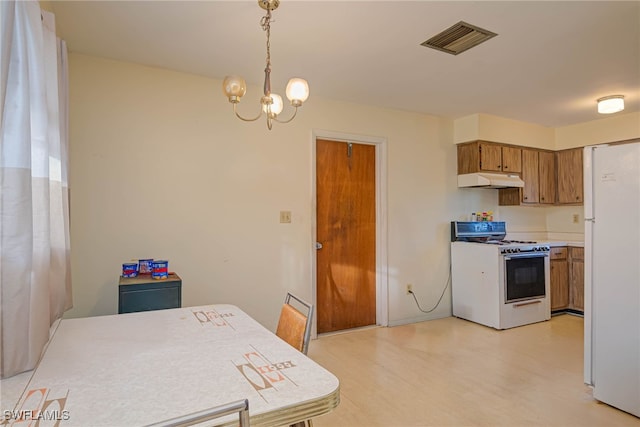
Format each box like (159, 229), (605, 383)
(0, 0), (72, 379)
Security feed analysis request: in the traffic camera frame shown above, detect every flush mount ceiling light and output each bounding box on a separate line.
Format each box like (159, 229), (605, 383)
(597, 95), (625, 114)
(222, 0), (309, 130)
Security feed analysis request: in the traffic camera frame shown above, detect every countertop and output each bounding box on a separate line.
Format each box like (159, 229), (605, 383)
(544, 241), (584, 248)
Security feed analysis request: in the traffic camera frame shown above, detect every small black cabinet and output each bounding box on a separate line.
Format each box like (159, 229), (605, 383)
(118, 273), (182, 314)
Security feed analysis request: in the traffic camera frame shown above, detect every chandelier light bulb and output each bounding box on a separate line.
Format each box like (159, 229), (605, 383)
(222, 75), (247, 102)
(263, 94), (284, 116)
(597, 95), (624, 114)
(286, 78), (310, 106)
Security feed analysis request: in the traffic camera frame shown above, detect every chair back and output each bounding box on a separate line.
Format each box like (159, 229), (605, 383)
(276, 293), (314, 354)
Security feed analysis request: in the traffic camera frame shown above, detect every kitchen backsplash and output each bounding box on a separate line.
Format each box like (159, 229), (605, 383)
(497, 205), (585, 242)
(455, 191), (584, 242)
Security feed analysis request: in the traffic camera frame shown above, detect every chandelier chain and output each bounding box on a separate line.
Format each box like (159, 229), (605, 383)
(261, 9), (273, 97)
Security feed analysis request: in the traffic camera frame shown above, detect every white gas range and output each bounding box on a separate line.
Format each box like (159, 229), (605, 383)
(450, 221), (551, 330)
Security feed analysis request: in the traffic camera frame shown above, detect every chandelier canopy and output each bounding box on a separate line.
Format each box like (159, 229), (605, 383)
(222, 0), (309, 130)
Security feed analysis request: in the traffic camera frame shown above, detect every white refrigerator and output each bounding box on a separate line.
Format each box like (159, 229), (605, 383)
(584, 142), (640, 417)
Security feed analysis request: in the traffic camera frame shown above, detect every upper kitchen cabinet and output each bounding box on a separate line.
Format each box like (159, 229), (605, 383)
(557, 148), (583, 204)
(457, 141), (522, 174)
(499, 148), (556, 206)
(521, 148), (540, 204)
(538, 151), (557, 204)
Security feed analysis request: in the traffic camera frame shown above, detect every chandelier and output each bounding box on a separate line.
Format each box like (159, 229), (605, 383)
(222, 0), (309, 130)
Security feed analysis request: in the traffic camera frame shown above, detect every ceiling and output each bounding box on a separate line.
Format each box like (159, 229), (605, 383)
(49, 1), (640, 128)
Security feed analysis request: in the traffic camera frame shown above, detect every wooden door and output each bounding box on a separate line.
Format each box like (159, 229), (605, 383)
(316, 139), (376, 333)
(521, 149), (539, 204)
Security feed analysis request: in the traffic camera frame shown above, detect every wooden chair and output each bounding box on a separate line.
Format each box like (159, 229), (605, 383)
(276, 293), (313, 355)
(276, 293), (315, 427)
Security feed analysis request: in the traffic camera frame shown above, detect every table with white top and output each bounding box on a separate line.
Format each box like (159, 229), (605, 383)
(5, 304), (340, 426)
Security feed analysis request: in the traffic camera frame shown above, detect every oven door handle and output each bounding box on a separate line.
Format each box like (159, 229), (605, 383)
(503, 253), (549, 260)
(513, 300), (543, 308)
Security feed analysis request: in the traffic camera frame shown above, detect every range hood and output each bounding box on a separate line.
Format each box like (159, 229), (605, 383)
(458, 172), (524, 189)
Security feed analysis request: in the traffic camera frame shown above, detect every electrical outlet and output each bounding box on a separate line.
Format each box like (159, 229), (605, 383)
(406, 284), (413, 295)
(572, 213), (580, 224)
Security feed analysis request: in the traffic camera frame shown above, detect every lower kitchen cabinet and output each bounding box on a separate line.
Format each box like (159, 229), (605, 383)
(569, 247), (584, 312)
(550, 247), (569, 311)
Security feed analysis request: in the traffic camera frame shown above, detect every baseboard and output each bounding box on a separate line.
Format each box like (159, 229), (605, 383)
(552, 308), (584, 317)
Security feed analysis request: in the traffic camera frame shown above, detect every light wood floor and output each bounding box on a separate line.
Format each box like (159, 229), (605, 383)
(307, 314), (640, 426)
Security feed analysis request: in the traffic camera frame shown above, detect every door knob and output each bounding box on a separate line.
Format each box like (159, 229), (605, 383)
(315, 242), (323, 250)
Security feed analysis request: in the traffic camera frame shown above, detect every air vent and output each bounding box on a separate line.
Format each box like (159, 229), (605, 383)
(421, 21), (497, 55)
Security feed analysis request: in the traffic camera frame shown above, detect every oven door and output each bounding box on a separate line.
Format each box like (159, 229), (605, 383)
(503, 252), (548, 303)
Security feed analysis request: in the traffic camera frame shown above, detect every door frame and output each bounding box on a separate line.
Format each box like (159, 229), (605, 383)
(311, 129), (388, 338)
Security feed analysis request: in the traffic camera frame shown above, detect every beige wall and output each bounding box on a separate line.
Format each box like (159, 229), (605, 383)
(454, 111), (639, 150)
(39, 0), (54, 12)
(65, 53), (496, 329)
(555, 112), (640, 149)
(453, 113), (555, 149)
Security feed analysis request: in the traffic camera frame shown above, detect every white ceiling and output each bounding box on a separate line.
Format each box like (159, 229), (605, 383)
(49, 0), (640, 128)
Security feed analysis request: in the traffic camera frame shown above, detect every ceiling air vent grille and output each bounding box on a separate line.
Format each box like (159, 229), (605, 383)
(421, 21), (497, 55)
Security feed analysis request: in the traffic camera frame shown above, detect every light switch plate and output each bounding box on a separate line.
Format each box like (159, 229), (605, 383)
(280, 211), (292, 223)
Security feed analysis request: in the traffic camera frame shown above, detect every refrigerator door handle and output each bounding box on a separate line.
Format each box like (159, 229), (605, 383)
(582, 145), (599, 386)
